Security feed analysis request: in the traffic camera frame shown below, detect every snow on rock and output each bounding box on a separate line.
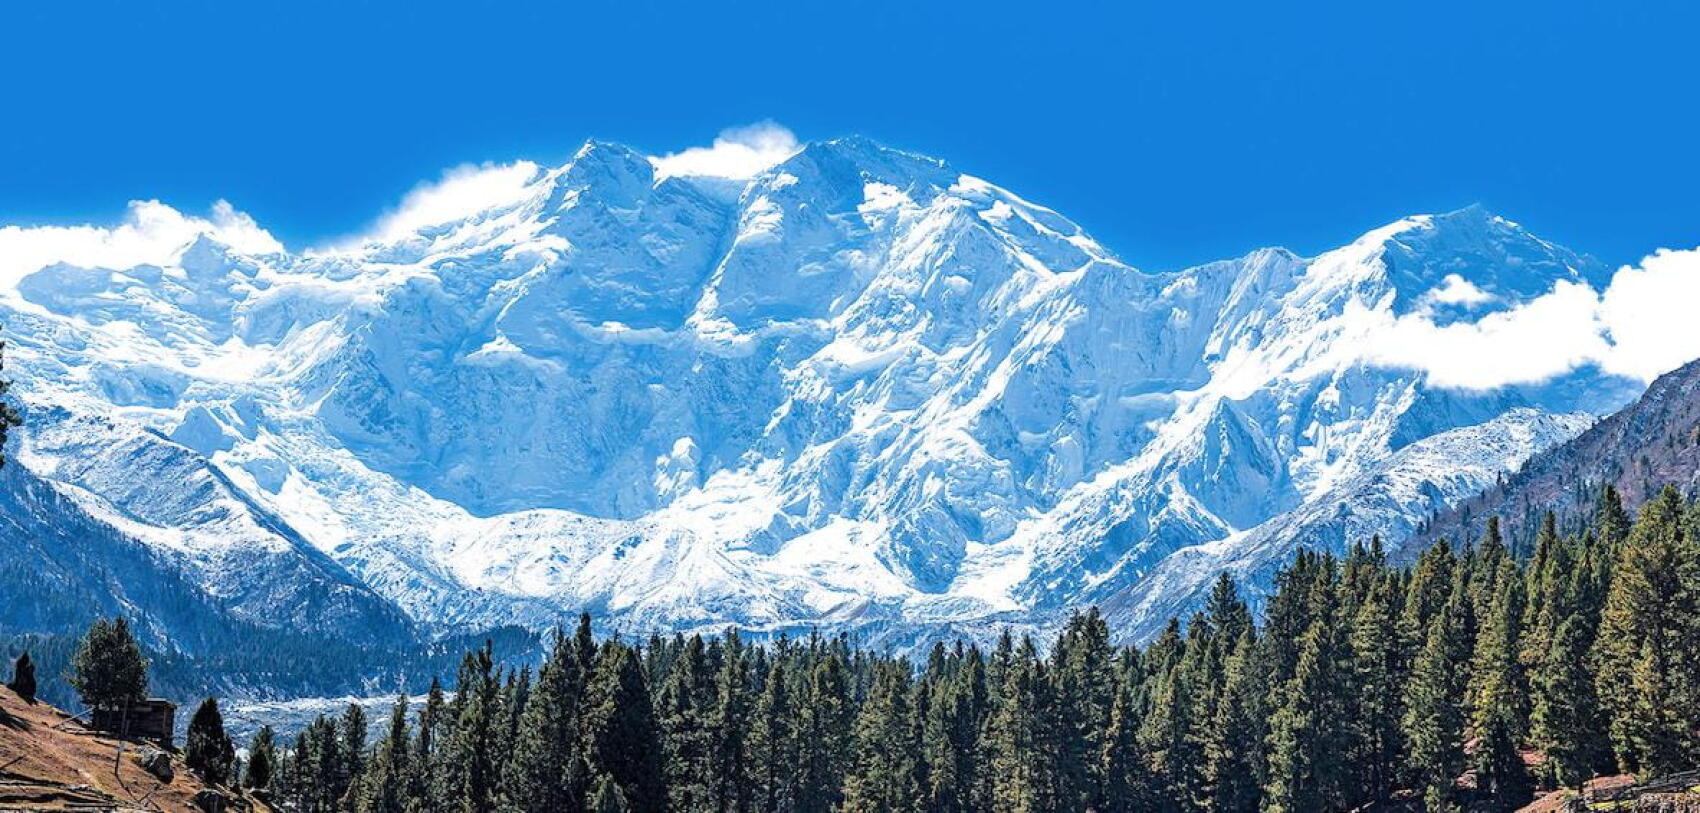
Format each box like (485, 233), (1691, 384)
(0, 138), (1638, 650)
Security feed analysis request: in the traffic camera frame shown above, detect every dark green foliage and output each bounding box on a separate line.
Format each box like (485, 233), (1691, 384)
(1469, 556), (1532, 808)
(7, 650), (35, 701)
(443, 643), (501, 812)
(590, 772), (630, 813)
(749, 659), (800, 810)
(1401, 575), (1472, 808)
(148, 480), (1700, 812)
(185, 697), (236, 786)
(505, 628), (583, 812)
(1208, 636), (1263, 813)
(1594, 486), (1700, 775)
(67, 616), (147, 711)
(988, 638), (1058, 813)
(1263, 560), (1347, 813)
(1346, 571), (1401, 803)
(659, 634), (716, 811)
(341, 702), (368, 800)
(797, 652), (854, 812)
(1050, 609), (1114, 809)
(245, 725), (276, 791)
(1530, 615), (1609, 789)
(708, 630), (752, 812)
(581, 641), (664, 812)
(352, 698), (409, 813)
(1099, 674), (1143, 812)
(842, 661), (922, 811)
(920, 645), (983, 813)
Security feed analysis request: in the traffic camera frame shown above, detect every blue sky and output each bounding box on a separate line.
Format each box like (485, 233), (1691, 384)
(2, 0), (1696, 270)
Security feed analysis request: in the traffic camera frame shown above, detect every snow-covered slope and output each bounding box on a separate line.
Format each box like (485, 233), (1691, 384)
(0, 136), (1643, 650)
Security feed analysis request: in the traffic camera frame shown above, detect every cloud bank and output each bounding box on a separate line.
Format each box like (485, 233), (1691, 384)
(1365, 246), (1700, 388)
(651, 122), (801, 180)
(0, 200), (281, 287)
(360, 160), (542, 244)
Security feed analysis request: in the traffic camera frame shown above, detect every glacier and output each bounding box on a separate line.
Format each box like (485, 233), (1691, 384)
(0, 135), (1647, 656)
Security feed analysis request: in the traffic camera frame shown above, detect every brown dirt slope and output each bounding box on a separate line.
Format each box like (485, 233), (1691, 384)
(0, 684), (267, 812)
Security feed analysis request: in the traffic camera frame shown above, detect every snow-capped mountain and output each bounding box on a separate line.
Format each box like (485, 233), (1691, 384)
(0, 136), (1646, 654)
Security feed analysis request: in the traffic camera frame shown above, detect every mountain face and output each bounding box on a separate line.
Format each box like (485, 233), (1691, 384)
(0, 136), (1647, 656)
(1417, 357), (1700, 553)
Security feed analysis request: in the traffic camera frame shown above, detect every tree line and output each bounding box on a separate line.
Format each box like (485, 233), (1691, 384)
(26, 483), (1700, 812)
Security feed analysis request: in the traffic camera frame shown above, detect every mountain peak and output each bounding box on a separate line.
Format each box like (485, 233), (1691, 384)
(774, 136), (954, 190)
(1376, 204), (1606, 312)
(564, 139), (655, 199)
(0, 132), (1645, 666)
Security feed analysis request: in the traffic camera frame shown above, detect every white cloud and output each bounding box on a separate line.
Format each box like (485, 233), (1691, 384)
(1362, 246), (1700, 388)
(1426, 273), (1496, 306)
(651, 122), (801, 180)
(1597, 247), (1700, 380)
(360, 160), (541, 244)
(0, 199), (282, 287)
(1368, 280), (1608, 389)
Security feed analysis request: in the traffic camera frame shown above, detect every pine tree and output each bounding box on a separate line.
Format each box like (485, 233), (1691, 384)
(505, 629), (583, 812)
(659, 634), (716, 811)
(1050, 608), (1115, 809)
(340, 701), (369, 804)
(185, 697), (236, 786)
(1522, 514), (1560, 651)
(354, 696), (411, 813)
(842, 662), (923, 811)
(1262, 552), (1322, 690)
(245, 726), (276, 792)
(1206, 572), (1255, 647)
(749, 659), (799, 812)
(1401, 578), (1472, 808)
(1595, 486), (1700, 774)
(573, 612), (599, 680)
(1468, 556), (1530, 808)
(1203, 630), (1260, 813)
(1262, 603), (1345, 813)
(413, 676), (447, 804)
(285, 729), (311, 811)
(1347, 572), (1402, 803)
(1099, 674), (1142, 813)
(67, 616), (148, 712)
(1594, 484), (1631, 552)
(1529, 614), (1609, 789)
(580, 642), (665, 812)
(1400, 541), (1457, 660)
(443, 644), (501, 812)
(1138, 643), (1205, 811)
(921, 653), (981, 813)
(988, 640), (1056, 813)
(496, 666), (530, 774)
(796, 654), (853, 812)
(589, 772), (631, 813)
(7, 651), (35, 702)
(708, 630), (752, 813)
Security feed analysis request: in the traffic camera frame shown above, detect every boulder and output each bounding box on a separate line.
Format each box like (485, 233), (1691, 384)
(132, 746), (174, 783)
(193, 788), (232, 813)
